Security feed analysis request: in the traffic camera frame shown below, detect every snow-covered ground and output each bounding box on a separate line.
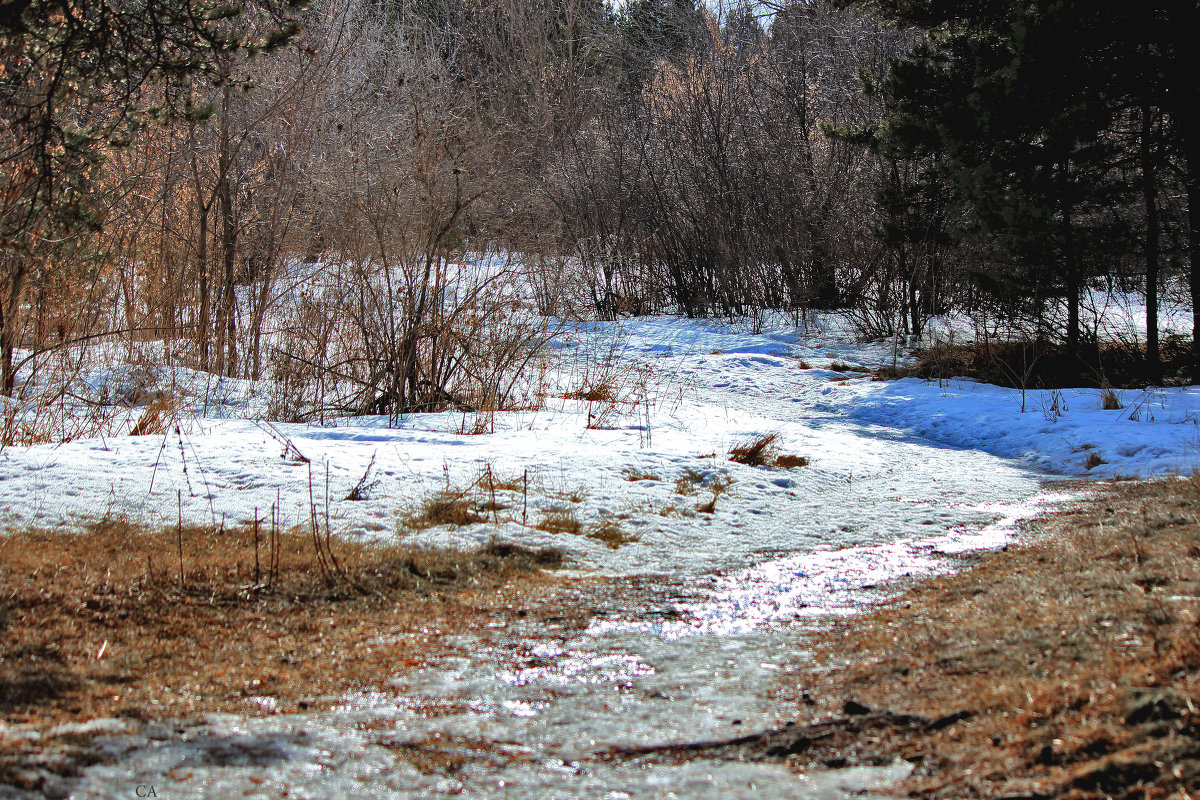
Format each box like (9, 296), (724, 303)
(6, 308), (1200, 799)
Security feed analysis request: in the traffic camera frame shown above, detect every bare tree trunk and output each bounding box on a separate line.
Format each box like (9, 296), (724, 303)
(196, 204), (210, 371)
(217, 84), (239, 378)
(1060, 163), (1080, 354)
(1141, 104), (1160, 375)
(0, 259), (29, 395)
(190, 129), (213, 372)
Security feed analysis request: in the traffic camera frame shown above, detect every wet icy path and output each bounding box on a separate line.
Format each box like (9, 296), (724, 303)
(61, 429), (1053, 799)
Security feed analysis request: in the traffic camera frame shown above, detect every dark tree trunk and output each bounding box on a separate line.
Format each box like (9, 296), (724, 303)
(217, 85), (238, 378)
(1141, 104), (1160, 376)
(1062, 197), (1080, 354)
(0, 259), (28, 395)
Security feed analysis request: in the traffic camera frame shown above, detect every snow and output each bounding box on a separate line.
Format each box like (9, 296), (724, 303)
(848, 378), (1200, 478)
(7, 303), (1200, 798)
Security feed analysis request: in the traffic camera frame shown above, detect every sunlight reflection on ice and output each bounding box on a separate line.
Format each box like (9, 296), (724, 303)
(499, 649), (656, 688)
(590, 491), (1066, 640)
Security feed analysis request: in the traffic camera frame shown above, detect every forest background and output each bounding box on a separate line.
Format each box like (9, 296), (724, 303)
(1, 0), (1194, 427)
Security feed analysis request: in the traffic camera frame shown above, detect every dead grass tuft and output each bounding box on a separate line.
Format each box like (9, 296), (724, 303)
(696, 474), (733, 514)
(550, 485), (588, 504)
(535, 509), (583, 535)
(728, 435), (810, 469)
(729, 433), (779, 466)
(128, 395), (179, 437)
(1100, 386), (1123, 410)
(566, 382), (618, 403)
(674, 468), (705, 496)
(623, 468), (661, 482)
(484, 469), (526, 493)
(588, 519), (638, 549)
(398, 465), (530, 531)
(670, 469), (733, 513)
(773, 454), (811, 469)
(401, 489), (488, 530)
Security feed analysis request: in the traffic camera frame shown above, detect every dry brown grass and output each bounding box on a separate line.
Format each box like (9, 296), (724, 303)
(128, 395), (180, 437)
(400, 489), (489, 529)
(729, 434), (810, 470)
(0, 518), (562, 733)
(565, 382), (618, 403)
(551, 486), (588, 504)
(535, 509), (583, 535)
(398, 466), (529, 531)
(482, 468), (526, 493)
(768, 477), (1200, 799)
(729, 433), (780, 466)
(587, 519), (638, 549)
(674, 468), (705, 496)
(671, 469), (733, 514)
(773, 454), (811, 469)
(696, 474), (733, 514)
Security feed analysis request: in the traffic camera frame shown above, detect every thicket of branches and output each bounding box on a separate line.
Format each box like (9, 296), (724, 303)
(0, 0), (1194, 421)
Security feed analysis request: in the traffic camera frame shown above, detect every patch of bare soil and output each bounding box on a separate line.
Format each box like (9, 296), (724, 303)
(0, 518), (565, 793)
(628, 477), (1200, 798)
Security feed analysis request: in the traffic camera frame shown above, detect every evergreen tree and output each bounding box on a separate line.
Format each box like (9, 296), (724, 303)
(838, 2), (1200, 373)
(841, 0), (1138, 351)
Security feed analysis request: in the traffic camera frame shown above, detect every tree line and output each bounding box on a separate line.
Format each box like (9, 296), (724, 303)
(0, 0), (1194, 417)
